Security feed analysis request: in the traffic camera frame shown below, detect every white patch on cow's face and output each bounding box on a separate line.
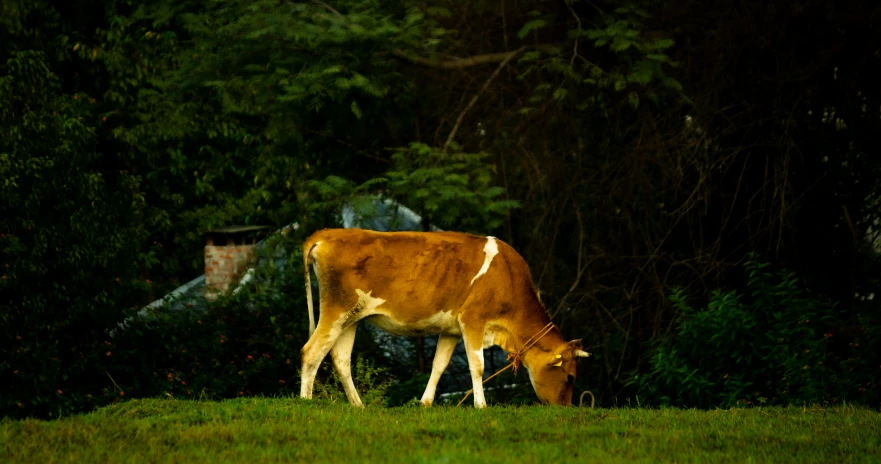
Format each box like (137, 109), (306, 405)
(470, 237), (498, 285)
(354, 289), (386, 314)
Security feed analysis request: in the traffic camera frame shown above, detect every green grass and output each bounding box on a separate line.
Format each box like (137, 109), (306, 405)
(2, 398), (879, 463)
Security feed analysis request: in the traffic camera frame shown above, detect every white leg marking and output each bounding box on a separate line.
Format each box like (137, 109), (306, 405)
(467, 348), (487, 408)
(331, 325), (363, 407)
(470, 237), (499, 285)
(300, 322), (343, 399)
(301, 289), (383, 403)
(420, 334), (459, 406)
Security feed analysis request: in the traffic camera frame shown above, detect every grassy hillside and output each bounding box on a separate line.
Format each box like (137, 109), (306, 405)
(1, 398), (879, 463)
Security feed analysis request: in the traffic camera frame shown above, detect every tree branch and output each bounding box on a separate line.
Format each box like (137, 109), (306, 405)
(392, 47), (527, 70)
(501, 0), (509, 51)
(308, 0), (342, 17)
(296, 126), (389, 164)
(442, 47), (525, 151)
(551, 208), (604, 318)
(563, 0), (582, 67)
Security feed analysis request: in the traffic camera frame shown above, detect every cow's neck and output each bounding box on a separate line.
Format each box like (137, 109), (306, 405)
(494, 313), (565, 361)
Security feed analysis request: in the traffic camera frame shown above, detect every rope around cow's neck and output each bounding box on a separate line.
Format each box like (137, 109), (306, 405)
(455, 322), (556, 407)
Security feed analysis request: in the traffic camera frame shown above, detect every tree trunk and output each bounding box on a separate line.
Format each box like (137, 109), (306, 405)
(416, 336), (427, 374)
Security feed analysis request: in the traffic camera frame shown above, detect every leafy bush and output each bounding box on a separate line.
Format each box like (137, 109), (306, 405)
(107, 232), (406, 407)
(108, 233), (311, 401)
(307, 142), (519, 233)
(631, 255), (880, 408)
(0, 51), (148, 419)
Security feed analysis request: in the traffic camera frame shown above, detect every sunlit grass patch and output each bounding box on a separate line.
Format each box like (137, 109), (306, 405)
(2, 398), (879, 463)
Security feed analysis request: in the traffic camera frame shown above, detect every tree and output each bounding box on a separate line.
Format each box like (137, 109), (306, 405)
(0, 49), (147, 417)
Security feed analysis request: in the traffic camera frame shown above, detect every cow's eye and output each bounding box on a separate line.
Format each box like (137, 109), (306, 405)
(567, 374), (575, 384)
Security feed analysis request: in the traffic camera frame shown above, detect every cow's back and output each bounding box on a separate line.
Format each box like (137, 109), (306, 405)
(305, 229), (494, 325)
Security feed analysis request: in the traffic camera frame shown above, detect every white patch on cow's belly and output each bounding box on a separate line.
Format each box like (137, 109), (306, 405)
(354, 289), (386, 314)
(470, 237), (498, 285)
(365, 310), (461, 337)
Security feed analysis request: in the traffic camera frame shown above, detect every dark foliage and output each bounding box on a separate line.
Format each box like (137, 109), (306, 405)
(0, 49), (147, 418)
(2, 0), (881, 417)
(632, 257), (880, 408)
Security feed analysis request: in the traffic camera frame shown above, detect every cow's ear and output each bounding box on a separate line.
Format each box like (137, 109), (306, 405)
(567, 339), (583, 350)
(548, 353), (563, 367)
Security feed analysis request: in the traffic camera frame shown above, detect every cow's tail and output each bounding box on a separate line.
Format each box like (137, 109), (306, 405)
(303, 239), (319, 337)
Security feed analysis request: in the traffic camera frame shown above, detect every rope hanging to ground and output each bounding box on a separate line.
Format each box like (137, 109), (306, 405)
(456, 322), (556, 407)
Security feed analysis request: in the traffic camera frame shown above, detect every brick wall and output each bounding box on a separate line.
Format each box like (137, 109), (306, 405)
(204, 244), (256, 294)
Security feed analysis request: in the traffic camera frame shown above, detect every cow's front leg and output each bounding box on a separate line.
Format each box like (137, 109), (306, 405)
(461, 326), (488, 408)
(420, 334), (459, 406)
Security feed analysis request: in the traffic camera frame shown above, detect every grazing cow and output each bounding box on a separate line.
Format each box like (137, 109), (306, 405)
(299, 228), (590, 408)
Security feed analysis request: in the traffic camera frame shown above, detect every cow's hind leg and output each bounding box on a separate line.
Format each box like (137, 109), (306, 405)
(420, 334), (459, 406)
(299, 314), (346, 400)
(330, 324), (363, 407)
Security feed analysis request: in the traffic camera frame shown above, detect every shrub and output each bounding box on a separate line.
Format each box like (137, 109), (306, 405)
(0, 51), (148, 419)
(631, 255), (880, 408)
(109, 232), (311, 401)
(313, 356), (393, 406)
(109, 231), (408, 406)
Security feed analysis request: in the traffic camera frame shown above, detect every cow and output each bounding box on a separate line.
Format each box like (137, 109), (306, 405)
(299, 228), (590, 408)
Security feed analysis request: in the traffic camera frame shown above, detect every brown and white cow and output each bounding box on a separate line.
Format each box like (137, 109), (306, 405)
(299, 228), (590, 408)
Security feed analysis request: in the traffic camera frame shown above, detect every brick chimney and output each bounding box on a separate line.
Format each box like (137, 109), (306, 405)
(204, 225), (268, 297)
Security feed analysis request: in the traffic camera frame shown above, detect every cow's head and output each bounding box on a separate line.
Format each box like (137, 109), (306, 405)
(524, 339), (590, 405)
